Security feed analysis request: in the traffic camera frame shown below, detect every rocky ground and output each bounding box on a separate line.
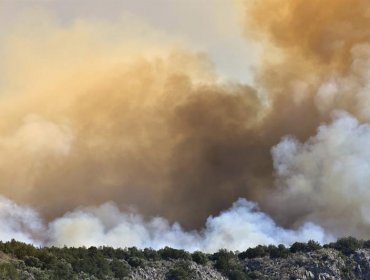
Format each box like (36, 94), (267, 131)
(128, 248), (370, 280)
(130, 260), (227, 280)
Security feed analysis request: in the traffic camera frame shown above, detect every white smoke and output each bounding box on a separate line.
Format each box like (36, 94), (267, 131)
(0, 195), (331, 252)
(46, 198), (331, 252)
(0, 196), (43, 245)
(272, 111), (370, 238)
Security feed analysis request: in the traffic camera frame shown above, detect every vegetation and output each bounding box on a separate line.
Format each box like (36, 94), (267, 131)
(325, 237), (363, 255)
(0, 238), (367, 279)
(166, 260), (195, 280)
(212, 249), (248, 279)
(290, 240), (322, 253)
(191, 251), (208, 265)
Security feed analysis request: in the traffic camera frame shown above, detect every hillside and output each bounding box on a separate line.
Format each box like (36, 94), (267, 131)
(0, 238), (370, 279)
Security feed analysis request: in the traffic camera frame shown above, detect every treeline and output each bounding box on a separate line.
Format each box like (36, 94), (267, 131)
(0, 237), (368, 279)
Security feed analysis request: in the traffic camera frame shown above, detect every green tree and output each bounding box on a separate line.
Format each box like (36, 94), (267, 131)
(191, 251), (208, 265)
(110, 259), (130, 279)
(166, 261), (195, 280)
(0, 263), (19, 280)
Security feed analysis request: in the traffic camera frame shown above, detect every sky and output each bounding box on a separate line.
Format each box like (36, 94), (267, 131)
(0, 0), (258, 83)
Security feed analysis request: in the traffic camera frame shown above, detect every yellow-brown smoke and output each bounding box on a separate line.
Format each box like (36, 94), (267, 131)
(1, 0), (370, 237)
(243, 0), (370, 119)
(0, 14), (271, 228)
(241, 0), (370, 234)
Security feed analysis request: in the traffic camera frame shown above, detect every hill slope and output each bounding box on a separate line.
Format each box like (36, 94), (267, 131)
(0, 238), (370, 279)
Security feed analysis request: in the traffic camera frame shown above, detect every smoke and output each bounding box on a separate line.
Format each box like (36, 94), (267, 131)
(0, 196), (43, 245)
(271, 112), (370, 238)
(242, 0), (370, 119)
(0, 0), (370, 249)
(0, 195), (331, 252)
(0, 12), (273, 228)
(47, 198), (333, 252)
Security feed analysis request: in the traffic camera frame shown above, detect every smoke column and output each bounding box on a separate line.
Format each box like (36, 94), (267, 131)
(0, 0), (369, 250)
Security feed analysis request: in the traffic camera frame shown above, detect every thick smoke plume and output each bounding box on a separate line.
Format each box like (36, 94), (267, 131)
(272, 112), (370, 239)
(0, 0), (370, 249)
(0, 12), (272, 228)
(0, 196), (331, 252)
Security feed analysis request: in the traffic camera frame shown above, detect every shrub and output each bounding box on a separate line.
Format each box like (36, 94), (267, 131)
(228, 269), (248, 280)
(248, 271), (263, 279)
(128, 257), (144, 268)
(126, 247), (144, 259)
(143, 248), (160, 261)
(306, 240), (322, 251)
(268, 244), (289, 259)
(159, 247), (191, 261)
(239, 245), (268, 259)
(290, 242), (307, 253)
(110, 259), (130, 279)
(331, 237), (362, 256)
(290, 240), (321, 253)
(166, 261), (195, 280)
(213, 249), (247, 279)
(51, 259), (74, 280)
(24, 256), (42, 268)
(214, 249), (237, 273)
(191, 251), (208, 265)
(363, 240), (370, 249)
(0, 263), (19, 280)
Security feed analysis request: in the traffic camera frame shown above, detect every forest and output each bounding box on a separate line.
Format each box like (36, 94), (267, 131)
(0, 237), (366, 279)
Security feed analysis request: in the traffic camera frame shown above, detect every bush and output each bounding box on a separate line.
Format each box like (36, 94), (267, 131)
(191, 251), (208, 265)
(143, 248), (159, 261)
(110, 259), (130, 279)
(0, 263), (19, 280)
(306, 240), (322, 251)
(127, 257), (144, 268)
(214, 249), (247, 279)
(126, 247), (144, 259)
(214, 249), (236, 273)
(248, 271), (263, 279)
(51, 259), (74, 280)
(228, 269), (248, 280)
(24, 256), (42, 268)
(268, 244), (289, 259)
(363, 240), (370, 249)
(290, 242), (307, 253)
(166, 261), (195, 280)
(291, 240), (322, 253)
(331, 237), (362, 255)
(159, 247), (191, 261)
(239, 245), (268, 259)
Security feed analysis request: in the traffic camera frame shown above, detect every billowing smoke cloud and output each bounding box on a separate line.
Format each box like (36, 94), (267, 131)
(0, 196), (43, 245)
(0, 195), (331, 252)
(242, 0), (370, 119)
(1, 0), (370, 250)
(272, 112), (370, 238)
(47, 198), (332, 252)
(0, 12), (273, 229)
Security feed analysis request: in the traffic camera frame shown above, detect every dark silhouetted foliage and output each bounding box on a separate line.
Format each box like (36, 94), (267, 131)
(290, 240), (321, 253)
(191, 251), (208, 265)
(0, 237), (368, 279)
(327, 237), (363, 256)
(0, 263), (19, 280)
(239, 245), (268, 259)
(159, 247), (191, 261)
(166, 260), (195, 280)
(213, 249), (248, 279)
